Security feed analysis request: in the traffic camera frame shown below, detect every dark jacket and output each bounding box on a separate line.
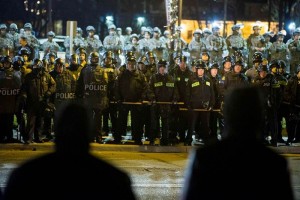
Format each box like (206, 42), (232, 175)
(186, 74), (215, 109)
(115, 69), (148, 102)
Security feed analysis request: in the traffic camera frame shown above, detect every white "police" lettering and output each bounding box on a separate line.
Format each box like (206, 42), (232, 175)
(55, 93), (75, 99)
(84, 84), (107, 91)
(0, 88), (20, 96)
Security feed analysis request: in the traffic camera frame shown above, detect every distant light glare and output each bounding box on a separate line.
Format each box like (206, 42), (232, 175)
(137, 17), (145, 23)
(106, 16), (113, 21)
(288, 22), (296, 30)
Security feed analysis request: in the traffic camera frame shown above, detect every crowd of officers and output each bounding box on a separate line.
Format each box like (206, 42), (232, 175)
(1, 21), (300, 147)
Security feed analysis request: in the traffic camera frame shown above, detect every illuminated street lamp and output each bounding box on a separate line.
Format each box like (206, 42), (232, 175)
(137, 17), (145, 24)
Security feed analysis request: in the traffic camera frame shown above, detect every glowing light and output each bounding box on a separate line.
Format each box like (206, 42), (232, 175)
(288, 22), (296, 30)
(137, 17), (145, 24)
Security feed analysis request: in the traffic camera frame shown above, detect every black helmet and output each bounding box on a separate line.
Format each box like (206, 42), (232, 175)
(268, 59), (279, 72)
(257, 64), (268, 72)
(12, 56), (24, 67)
(196, 59), (206, 69)
(146, 51), (156, 60)
(157, 59), (167, 67)
(103, 51), (114, 59)
(46, 52), (57, 60)
(32, 58), (43, 68)
(232, 58), (244, 68)
(70, 54), (79, 62)
(127, 56), (136, 62)
(9, 23), (18, 31)
(233, 50), (243, 59)
(252, 52), (263, 63)
(54, 58), (64, 66)
(201, 51), (210, 61)
(222, 56), (232, 66)
(278, 60), (286, 69)
(76, 47), (87, 55)
(209, 62), (219, 70)
(190, 59), (197, 66)
(18, 47), (31, 56)
(1, 56), (12, 64)
(125, 51), (135, 59)
(179, 55), (187, 62)
(89, 52), (99, 64)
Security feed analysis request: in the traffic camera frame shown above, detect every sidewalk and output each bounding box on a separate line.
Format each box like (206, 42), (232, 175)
(1, 141), (300, 154)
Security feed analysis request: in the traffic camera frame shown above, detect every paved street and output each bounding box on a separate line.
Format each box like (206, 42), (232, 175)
(0, 143), (300, 199)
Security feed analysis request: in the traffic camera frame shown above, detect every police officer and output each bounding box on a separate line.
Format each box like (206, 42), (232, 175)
(18, 35), (35, 62)
(288, 28), (300, 75)
(252, 63), (273, 144)
(66, 53), (83, 80)
(245, 51), (263, 82)
(185, 59), (215, 146)
(0, 56), (22, 143)
(114, 55), (148, 144)
(76, 47), (88, 68)
(147, 59), (178, 145)
(268, 60), (288, 146)
(150, 27), (166, 61)
(170, 55), (193, 143)
(84, 26), (103, 56)
(208, 62), (222, 142)
(226, 24), (247, 58)
(7, 23), (21, 56)
(136, 57), (152, 141)
(49, 58), (76, 129)
(0, 24), (14, 57)
(284, 65), (300, 144)
(145, 51), (157, 75)
(139, 28), (155, 56)
(18, 47), (32, 83)
(123, 27), (133, 46)
(41, 31), (60, 58)
(207, 24), (227, 67)
(75, 52), (109, 143)
(246, 21), (265, 66)
(20, 58), (56, 144)
(22, 23), (40, 59)
(269, 30), (290, 71)
(123, 34), (140, 60)
(103, 24), (123, 53)
(262, 32), (273, 62)
(188, 29), (205, 61)
(223, 58), (249, 95)
(44, 52), (56, 73)
(101, 51), (118, 137)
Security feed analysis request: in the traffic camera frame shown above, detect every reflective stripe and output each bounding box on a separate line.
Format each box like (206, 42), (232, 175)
(166, 82), (174, 87)
(192, 82), (200, 87)
(205, 81), (210, 86)
(154, 82), (163, 87)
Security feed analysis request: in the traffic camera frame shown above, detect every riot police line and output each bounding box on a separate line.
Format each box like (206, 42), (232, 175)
(1, 20), (300, 146)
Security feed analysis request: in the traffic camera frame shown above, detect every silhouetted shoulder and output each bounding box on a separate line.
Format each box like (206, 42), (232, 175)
(4, 152), (136, 200)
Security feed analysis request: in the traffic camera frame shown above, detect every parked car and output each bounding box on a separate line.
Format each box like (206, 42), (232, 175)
(38, 35), (67, 60)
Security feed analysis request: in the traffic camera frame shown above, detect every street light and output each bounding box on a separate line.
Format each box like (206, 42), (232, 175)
(137, 17), (145, 24)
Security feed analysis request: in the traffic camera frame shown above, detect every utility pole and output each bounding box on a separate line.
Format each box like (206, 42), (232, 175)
(47, 0), (53, 33)
(223, 0), (228, 37)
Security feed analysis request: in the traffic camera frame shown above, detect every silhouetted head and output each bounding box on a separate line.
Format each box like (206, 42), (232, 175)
(54, 102), (94, 155)
(223, 86), (264, 140)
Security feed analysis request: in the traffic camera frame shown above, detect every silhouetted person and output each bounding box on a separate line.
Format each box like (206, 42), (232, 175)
(4, 102), (136, 200)
(181, 86), (294, 200)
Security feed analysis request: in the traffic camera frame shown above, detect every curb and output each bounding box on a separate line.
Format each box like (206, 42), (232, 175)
(0, 142), (300, 154)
